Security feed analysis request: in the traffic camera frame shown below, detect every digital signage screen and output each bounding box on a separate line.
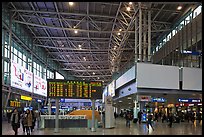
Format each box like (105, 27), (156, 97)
(47, 79), (102, 99)
(11, 60), (33, 92)
(34, 74), (47, 97)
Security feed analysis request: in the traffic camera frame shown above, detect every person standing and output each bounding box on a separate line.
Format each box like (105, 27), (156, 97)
(168, 112), (173, 128)
(137, 110), (143, 124)
(146, 111), (154, 131)
(10, 108), (21, 135)
(35, 110), (41, 130)
(24, 109), (33, 135)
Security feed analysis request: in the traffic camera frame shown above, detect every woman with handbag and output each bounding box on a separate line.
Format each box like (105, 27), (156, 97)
(24, 109), (33, 135)
(10, 108), (21, 135)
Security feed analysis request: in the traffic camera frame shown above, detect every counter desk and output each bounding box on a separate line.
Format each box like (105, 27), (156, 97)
(39, 115), (98, 129)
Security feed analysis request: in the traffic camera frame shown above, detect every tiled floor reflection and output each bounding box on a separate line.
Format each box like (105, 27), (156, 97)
(2, 118), (202, 135)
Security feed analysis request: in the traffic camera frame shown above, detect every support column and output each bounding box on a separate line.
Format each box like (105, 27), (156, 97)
(135, 15), (138, 63)
(148, 9), (151, 62)
(143, 11), (147, 62)
(2, 28), (5, 84)
(134, 94), (139, 119)
(138, 2), (142, 61)
(54, 98), (59, 133)
(91, 99), (96, 132)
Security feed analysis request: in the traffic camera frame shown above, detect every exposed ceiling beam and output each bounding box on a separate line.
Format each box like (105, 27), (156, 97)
(34, 44), (134, 51)
(153, 4), (166, 21)
(73, 75), (112, 78)
(151, 8), (181, 13)
(34, 36), (111, 40)
(61, 68), (112, 72)
(14, 20), (170, 33)
(11, 9), (116, 19)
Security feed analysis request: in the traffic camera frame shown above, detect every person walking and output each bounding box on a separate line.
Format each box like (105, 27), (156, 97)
(21, 111), (26, 133)
(10, 108), (21, 135)
(24, 109), (33, 135)
(154, 112), (158, 122)
(137, 110), (143, 124)
(168, 112), (173, 128)
(146, 111), (154, 131)
(125, 111), (131, 128)
(162, 113), (166, 123)
(197, 111), (202, 123)
(31, 110), (36, 132)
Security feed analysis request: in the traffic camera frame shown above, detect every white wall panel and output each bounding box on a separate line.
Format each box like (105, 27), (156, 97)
(116, 66), (135, 89)
(137, 63), (179, 89)
(183, 67), (202, 90)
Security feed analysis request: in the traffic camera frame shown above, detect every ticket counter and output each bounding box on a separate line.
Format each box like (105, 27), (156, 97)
(39, 115), (88, 128)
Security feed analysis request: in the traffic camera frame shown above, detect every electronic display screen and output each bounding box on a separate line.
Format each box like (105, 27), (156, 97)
(47, 79), (102, 99)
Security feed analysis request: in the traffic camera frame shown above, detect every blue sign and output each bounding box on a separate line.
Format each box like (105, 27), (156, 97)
(60, 98), (65, 103)
(36, 99), (42, 103)
(142, 113), (147, 122)
(152, 98), (166, 102)
(178, 98), (201, 103)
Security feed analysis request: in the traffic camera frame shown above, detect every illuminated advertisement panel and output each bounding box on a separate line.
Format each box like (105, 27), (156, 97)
(11, 60), (33, 92)
(108, 80), (115, 97)
(34, 74), (47, 97)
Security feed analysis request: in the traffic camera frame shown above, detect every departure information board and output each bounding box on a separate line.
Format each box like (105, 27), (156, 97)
(47, 79), (102, 99)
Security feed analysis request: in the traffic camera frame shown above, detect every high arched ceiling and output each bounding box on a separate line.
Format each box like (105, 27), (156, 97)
(7, 2), (200, 86)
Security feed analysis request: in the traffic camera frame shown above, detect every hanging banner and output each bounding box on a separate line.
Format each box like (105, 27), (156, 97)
(11, 60), (33, 92)
(34, 74), (47, 97)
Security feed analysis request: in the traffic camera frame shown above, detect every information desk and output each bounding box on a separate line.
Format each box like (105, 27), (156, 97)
(39, 115), (88, 128)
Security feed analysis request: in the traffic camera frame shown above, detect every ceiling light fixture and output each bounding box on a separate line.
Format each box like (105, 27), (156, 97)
(93, 72), (95, 75)
(74, 30), (78, 34)
(69, 2), (74, 6)
(88, 65), (90, 68)
(119, 29), (122, 31)
(117, 32), (121, 35)
(126, 7), (131, 11)
(97, 77), (100, 79)
(177, 5), (182, 10)
(83, 57), (86, 61)
(129, 2), (132, 5)
(78, 45), (81, 48)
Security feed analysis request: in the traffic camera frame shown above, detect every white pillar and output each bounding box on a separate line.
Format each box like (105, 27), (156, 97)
(54, 98), (59, 133)
(148, 9), (151, 62)
(91, 99), (96, 132)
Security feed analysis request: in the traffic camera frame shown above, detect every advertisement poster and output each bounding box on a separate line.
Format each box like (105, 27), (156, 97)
(11, 60), (33, 92)
(108, 80), (115, 97)
(34, 74), (47, 97)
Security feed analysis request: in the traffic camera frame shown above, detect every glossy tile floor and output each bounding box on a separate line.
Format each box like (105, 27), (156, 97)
(2, 118), (202, 135)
